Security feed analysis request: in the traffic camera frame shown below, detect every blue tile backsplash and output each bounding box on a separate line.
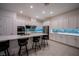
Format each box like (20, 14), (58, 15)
(52, 28), (79, 33)
(26, 26), (43, 33)
(34, 26), (43, 32)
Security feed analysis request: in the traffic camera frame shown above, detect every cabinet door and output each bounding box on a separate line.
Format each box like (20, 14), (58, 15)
(76, 14), (79, 28)
(0, 17), (7, 35)
(0, 16), (14, 35)
(68, 16), (77, 28)
(0, 17), (3, 35)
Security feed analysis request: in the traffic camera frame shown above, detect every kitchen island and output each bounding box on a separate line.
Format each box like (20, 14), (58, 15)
(0, 33), (47, 42)
(0, 33), (47, 55)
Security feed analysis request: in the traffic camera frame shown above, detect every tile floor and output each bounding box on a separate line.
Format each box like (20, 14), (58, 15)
(0, 40), (79, 56)
(24, 40), (79, 56)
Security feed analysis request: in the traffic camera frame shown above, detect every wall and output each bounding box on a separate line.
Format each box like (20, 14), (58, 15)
(0, 9), (42, 55)
(43, 8), (79, 48)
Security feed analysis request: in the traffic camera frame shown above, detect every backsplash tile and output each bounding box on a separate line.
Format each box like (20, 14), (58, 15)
(52, 28), (79, 33)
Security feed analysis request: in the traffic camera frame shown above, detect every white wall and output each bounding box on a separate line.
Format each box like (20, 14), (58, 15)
(43, 8), (79, 48)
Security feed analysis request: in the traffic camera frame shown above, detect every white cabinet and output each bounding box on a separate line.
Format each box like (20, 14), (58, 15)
(76, 14), (79, 28)
(66, 36), (76, 46)
(75, 37), (79, 47)
(0, 16), (14, 35)
(68, 16), (77, 28)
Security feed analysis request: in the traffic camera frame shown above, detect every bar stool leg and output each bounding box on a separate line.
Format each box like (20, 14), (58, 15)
(32, 42), (34, 49)
(4, 50), (7, 56)
(18, 46), (21, 56)
(6, 49), (10, 56)
(41, 40), (44, 47)
(41, 40), (43, 45)
(46, 40), (48, 46)
(35, 43), (37, 52)
(44, 40), (46, 47)
(25, 45), (28, 56)
(38, 42), (41, 49)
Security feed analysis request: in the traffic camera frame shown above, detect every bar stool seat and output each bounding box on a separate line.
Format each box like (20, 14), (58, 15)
(0, 40), (9, 56)
(18, 38), (29, 56)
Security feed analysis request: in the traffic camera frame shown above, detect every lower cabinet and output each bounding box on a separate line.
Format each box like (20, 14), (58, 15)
(50, 33), (79, 48)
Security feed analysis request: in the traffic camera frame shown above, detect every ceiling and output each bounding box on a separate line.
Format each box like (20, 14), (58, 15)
(0, 3), (79, 21)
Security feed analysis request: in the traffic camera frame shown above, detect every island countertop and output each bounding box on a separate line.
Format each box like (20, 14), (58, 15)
(0, 33), (47, 42)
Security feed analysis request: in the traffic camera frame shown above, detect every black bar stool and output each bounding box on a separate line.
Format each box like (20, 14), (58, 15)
(0, 40), (10, 56)
(41, 35), (49, 47)
(32, 36), (41, 52)
(18, 38), (29, 56)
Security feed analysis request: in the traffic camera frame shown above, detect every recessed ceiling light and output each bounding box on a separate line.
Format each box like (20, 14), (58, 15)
(20, 10), (23, 14)
(50, 11), (53, 14)
(36, 16), (39, 18)
(42, 11), (46, 14)
(30, 5), (33, 8)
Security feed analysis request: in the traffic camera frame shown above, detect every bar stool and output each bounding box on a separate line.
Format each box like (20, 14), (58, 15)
(41, 35), (49, 47)
(18, 38), (29, 56)
(0, 40), (9, 56)
(32, 36), (41, 52)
